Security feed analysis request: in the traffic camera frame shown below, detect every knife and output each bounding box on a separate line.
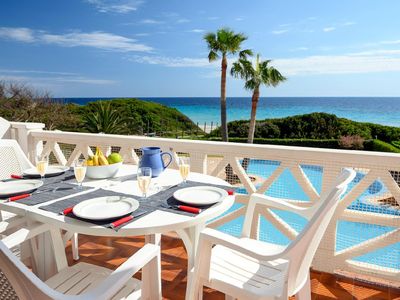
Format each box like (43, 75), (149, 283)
(161, 203), (202, 214)
(109, 211), (148, 229)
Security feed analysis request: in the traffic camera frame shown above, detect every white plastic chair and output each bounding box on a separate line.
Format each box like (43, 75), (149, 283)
(188, 168), (356, 300)
(0, 222), (161, 300)
(0, 139), (79, 260)
(0, 117), (11, 139)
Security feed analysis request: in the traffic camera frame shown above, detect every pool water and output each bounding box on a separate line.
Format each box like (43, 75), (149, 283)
(217, 160), (400, 270)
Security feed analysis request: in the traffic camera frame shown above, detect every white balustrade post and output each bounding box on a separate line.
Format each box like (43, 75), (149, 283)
(9, 122), (45, 162)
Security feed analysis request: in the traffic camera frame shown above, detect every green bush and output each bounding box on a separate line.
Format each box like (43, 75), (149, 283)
(391, 141), (400, 149)
(364, 140), (400, 153)
(210, 112), (400, 142)
(208, 137), (341, 148)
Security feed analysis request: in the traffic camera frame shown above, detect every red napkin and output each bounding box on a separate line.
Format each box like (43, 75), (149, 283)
(7, 194), (31, 202)
(177, 205), (202, 214)
(10, 174), (23, 179)
(228, 190), (234, 196)
(110, 215), (133, 228)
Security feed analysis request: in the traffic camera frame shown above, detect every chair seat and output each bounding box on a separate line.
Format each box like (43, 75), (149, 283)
(45, 262), (141, 300)
(208, 239), (289, 299)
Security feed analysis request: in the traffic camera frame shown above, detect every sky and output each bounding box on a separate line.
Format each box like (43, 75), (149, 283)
(1, 0), (400, 97)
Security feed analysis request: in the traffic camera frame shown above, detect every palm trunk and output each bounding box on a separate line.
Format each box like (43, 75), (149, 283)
(220, 54), (228, 142)
(247, 87), (260, 144)
(220, 54), (236, 182)
(242, 87), (260, 171)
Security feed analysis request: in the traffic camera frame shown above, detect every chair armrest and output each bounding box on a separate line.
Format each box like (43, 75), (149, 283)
(1, 223), (50, 248)
(81, 243), (160, 300)
(200, 228), (286, 262)
(0, 215), (26, 234)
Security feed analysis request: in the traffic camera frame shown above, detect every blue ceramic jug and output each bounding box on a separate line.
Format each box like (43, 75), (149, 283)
(139, 147), (172, 177)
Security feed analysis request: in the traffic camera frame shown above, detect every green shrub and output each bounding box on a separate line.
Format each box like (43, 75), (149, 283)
(210, 112), (400, 142)
(208, 137), (341, 148)
(364, 140), (400, 153)
(391, 141), (400, 149)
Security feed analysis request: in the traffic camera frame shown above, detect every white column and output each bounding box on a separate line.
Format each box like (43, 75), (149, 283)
(9, 122), (45, 162)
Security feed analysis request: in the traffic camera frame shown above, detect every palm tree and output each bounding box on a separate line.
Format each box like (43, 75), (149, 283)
(204, 28), (252, 142)
(231, 54), (286, 144)
(83, 101), (127, 134)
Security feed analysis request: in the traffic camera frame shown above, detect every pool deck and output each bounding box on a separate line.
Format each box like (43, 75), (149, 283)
(66, 234), (400, 300)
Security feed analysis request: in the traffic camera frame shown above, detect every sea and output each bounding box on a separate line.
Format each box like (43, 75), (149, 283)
(59, 97), (400, 127)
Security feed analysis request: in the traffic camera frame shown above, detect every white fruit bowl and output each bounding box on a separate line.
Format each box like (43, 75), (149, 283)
(86, 162), (122, 179)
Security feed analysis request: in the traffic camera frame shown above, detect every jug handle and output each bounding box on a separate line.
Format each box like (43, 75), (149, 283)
(161, 152), (173, 169)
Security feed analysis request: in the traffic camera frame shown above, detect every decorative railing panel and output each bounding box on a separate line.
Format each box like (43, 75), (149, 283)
(26, 130), (400, 283)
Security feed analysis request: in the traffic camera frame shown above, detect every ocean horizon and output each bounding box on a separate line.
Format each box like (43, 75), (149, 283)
(58, 97), (400, 127)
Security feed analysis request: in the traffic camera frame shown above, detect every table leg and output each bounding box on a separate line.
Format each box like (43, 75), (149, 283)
(142, 234), (162, 300)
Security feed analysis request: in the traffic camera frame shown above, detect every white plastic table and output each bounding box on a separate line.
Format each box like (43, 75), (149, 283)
(0, 165), (234, 299)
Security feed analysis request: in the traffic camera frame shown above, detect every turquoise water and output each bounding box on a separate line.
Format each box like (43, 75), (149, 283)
(62, 97), (400, 127)
(217, 160), (400, 270)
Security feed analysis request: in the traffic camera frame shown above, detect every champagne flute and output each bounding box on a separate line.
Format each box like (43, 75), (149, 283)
(74, 159), (87, 189)
(137, 167), (152, 199)
(178, 157), (190, 185)
(36, 154), (48, 181)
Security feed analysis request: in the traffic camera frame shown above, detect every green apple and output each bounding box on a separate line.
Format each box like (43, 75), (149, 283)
(107, 153), (123, 164)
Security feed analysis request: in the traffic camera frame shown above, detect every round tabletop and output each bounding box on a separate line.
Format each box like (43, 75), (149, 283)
(1, 165), (234, 237)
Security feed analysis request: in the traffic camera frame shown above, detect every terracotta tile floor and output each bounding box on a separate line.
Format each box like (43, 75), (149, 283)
(66, 234), (400, 300)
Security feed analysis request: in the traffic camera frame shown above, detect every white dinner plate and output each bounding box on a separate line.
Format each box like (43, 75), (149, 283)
(0, 180), (43, 197)
(173, 186), (228, 206)
(72, 196), (139, 221)
(23, 166), (69, 178)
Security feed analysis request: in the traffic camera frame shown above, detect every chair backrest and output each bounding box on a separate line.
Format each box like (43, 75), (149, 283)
(0, 240), (56, 299)
(284, 168), (356, 295)
(0, 139), (34, 180)
(0, 117), (11, 139)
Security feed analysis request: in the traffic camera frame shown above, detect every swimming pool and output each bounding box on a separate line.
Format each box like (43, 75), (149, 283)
(217, 159), (400, 270)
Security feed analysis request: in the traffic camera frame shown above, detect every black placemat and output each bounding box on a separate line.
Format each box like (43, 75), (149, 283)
(141, 181), (233, 216)
(39, 189), (149, 230)
(38, 181), (233, 229)
(0, 170), (92, 205)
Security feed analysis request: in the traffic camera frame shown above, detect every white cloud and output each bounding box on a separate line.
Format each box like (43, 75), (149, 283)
(176, 18), (190, 23)
(0, 27), (153, 52)
(188, 29), (205, 33)
(271, 29), (289, 35)
(207, 17), (219, 20)
(291, 47), (309, 51)
(379, 39), (400, 45)
(0, 69), (115, 85)
(41, 31), (152, 52)
(0, 27), (35, 42)
(85, 0), (142, 13)
(235, 17), (244, 21)
(323, 27), (336, 32)
(134, 32), (149, 37)
(343, 21), (356, 26)
(131, 55), (213, 67)
(274, 52), (400, 76)
(0, 69), (77, 76)
(140, 19), (164, 24)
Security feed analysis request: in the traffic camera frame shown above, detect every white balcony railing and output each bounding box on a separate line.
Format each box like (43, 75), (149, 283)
(9, 122), (400, 284)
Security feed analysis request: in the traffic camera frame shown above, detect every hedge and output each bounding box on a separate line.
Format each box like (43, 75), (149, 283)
(364, 140), (400, 153)
(207, 137), (400, 153)
(208, 137), (341, 149)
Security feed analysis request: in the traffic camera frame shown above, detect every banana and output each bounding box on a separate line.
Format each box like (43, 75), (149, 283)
(93, 154), (99, 166)
(99, 153), (109, 165)
(95, 147), (109, 165)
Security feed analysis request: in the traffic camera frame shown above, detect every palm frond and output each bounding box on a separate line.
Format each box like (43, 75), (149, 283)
(208, 50), (219, 62)
(239, 49), (253, 59)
